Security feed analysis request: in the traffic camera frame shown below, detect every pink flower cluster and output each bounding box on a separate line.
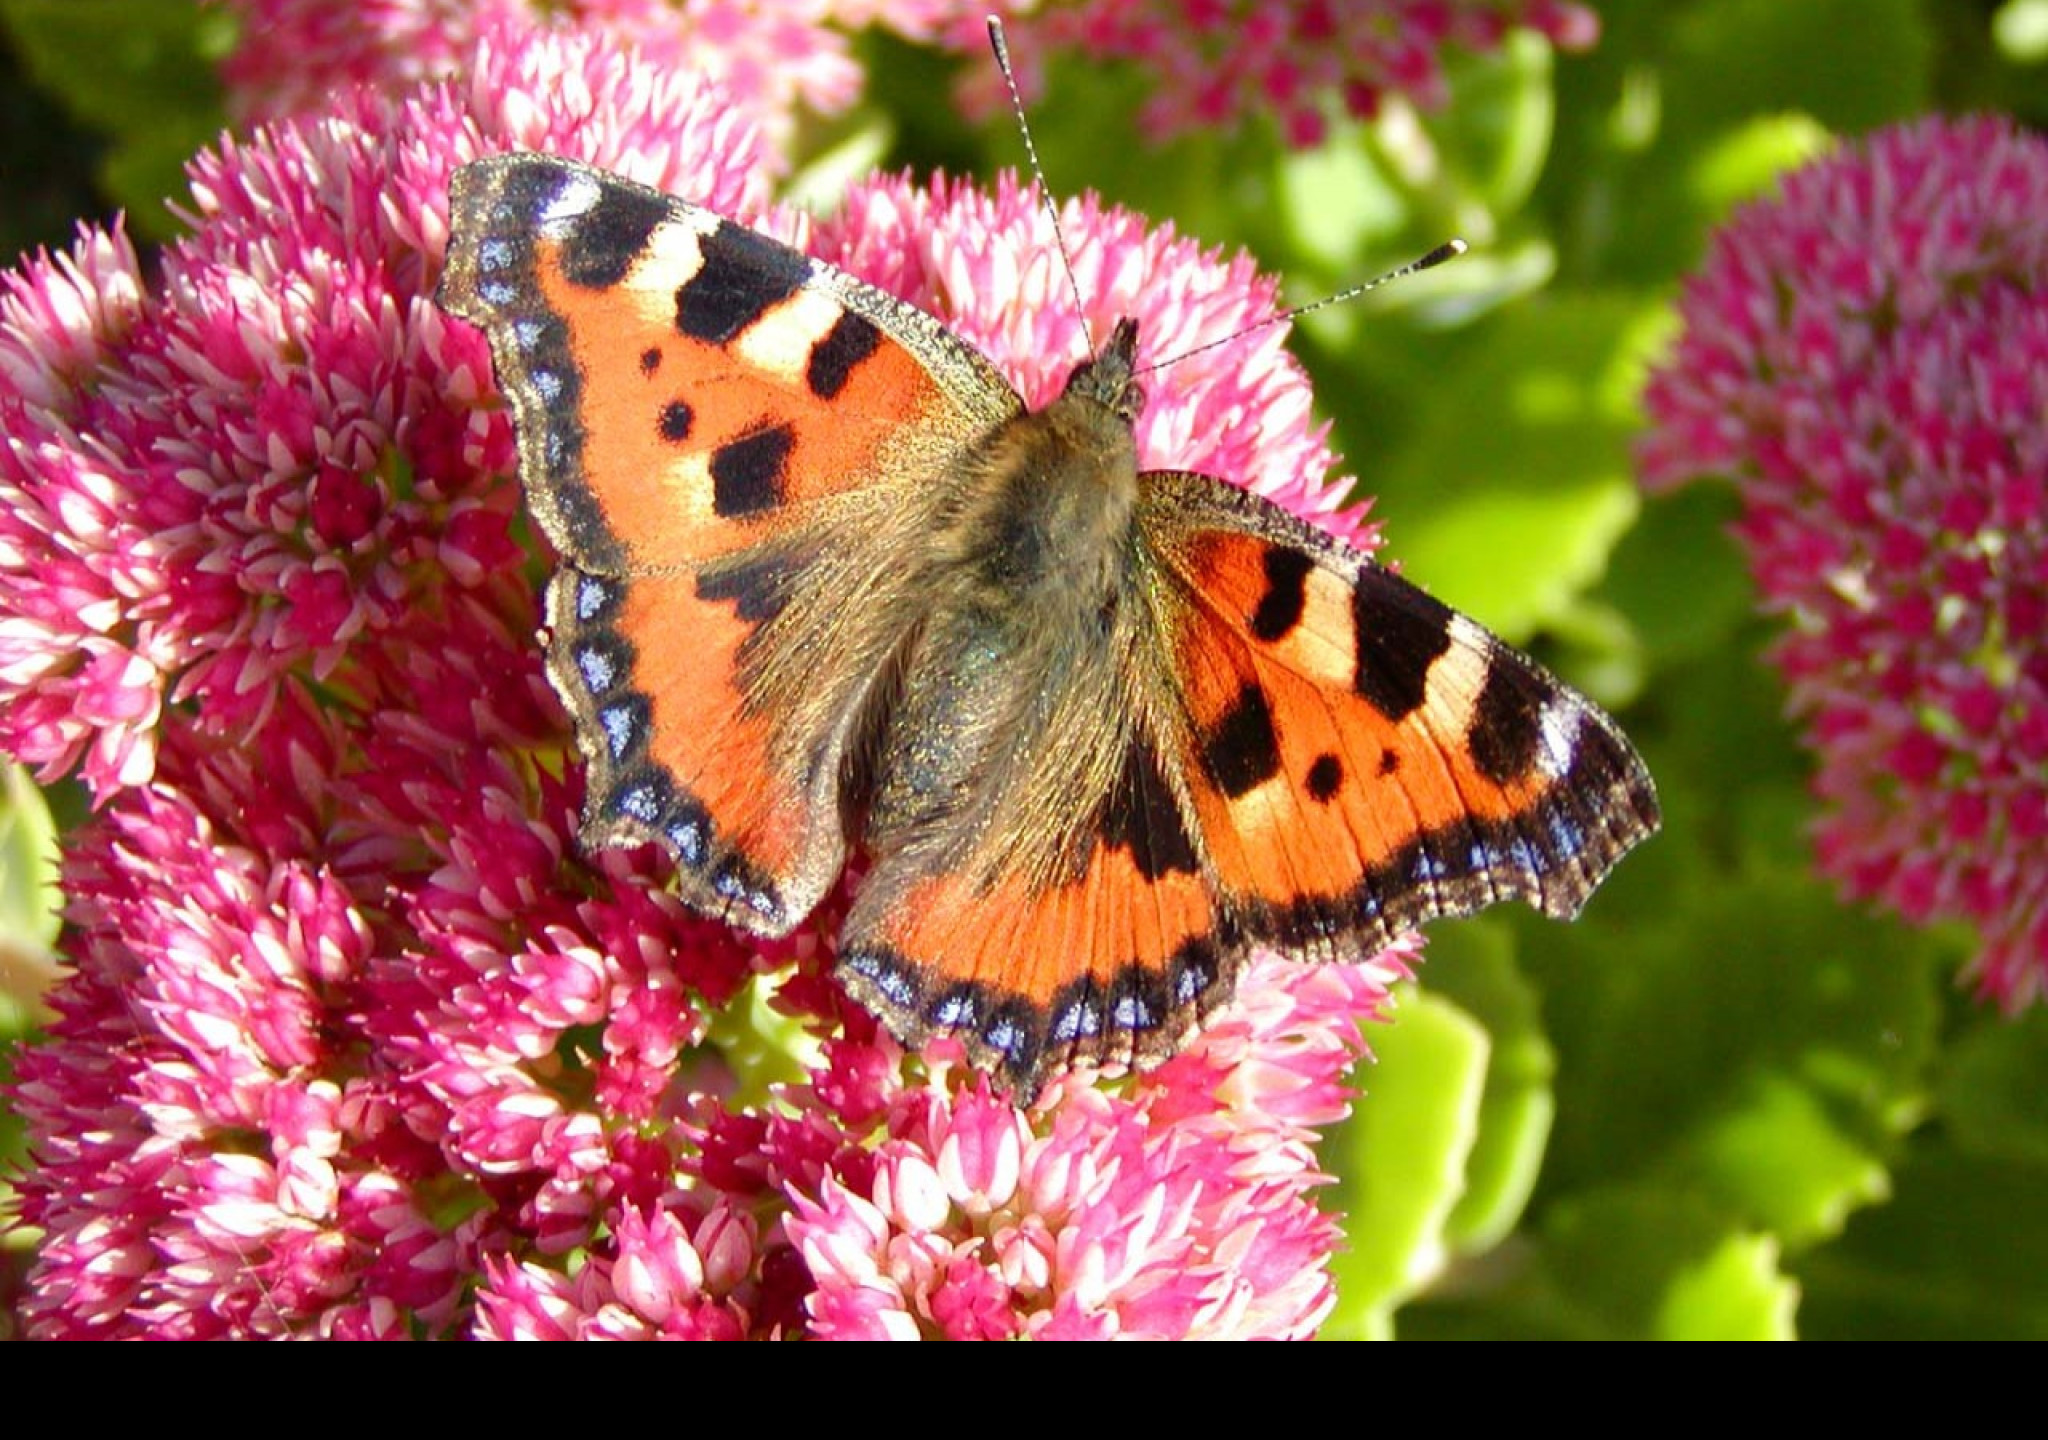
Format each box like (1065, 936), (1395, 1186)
(484, 958), (1396, 1339)
(1642, 116), (2048, 1006)
(219, 0), (978, 158)
(970, 0), (1598, 148)
(3, 28), (1397, 1337)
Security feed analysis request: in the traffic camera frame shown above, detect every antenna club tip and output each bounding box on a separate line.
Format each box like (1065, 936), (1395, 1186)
(1423, 239), (1468, 269)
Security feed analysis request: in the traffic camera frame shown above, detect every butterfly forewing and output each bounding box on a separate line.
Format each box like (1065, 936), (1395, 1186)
(1138, 472), (1660, 954)
(439, 154), (1019, 936)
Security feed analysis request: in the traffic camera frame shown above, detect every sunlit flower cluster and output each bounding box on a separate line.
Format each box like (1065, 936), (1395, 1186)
(970, 0), (1598, 147)
(2, 26), (1396, 1337)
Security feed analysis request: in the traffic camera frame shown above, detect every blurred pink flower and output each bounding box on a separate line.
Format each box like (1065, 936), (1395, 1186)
(1642, 116), (2048, 1005)
(5, 25), (1399, 1339)
(959, 0), (1597, 148)
(219, 0), (979, 160)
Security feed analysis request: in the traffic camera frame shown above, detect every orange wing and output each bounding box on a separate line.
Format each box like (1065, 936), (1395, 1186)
(1140, 471), (1660, 955)
(438, 154), (1021, 935)
(838, 729), (1235, 1090)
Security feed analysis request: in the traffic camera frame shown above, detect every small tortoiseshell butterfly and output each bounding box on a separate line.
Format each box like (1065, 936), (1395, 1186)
(437, 153), (1659, 1103)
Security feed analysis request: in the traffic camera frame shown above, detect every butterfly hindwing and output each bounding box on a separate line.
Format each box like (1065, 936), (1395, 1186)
(1139, 471), (1661, 954)
(439, 154), (1023, 935)
(838, 653), (1232, 1091)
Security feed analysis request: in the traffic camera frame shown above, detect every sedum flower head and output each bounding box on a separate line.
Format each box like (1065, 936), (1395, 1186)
(1642, 116), (2048, 1005)
(5, 26), (1400, 1339)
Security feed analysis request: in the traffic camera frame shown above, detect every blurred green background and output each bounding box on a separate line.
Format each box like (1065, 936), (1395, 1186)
(3, 0), (2045, 1340)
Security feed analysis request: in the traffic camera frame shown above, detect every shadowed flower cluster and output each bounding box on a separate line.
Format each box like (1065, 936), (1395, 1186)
(2, 27), (1399, 1337)
(970, 0), (1598, 147)
(1641, 116), (2048, 1006)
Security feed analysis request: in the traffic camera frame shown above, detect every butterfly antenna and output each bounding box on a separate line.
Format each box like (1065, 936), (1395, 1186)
(987, 16), (1095, 355)
(1137, 238), (1468, 376)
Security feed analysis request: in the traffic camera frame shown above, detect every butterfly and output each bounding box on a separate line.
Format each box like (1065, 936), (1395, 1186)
(436, 152), (1660, 1104)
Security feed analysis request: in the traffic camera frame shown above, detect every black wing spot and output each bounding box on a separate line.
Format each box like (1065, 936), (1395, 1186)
(710, 423), (795, 518)
(1251, 546), (1314, 642)
(556, 184), (670, 290)
(1306, 752), (1343, 802)
(1202, 684), (1281, 798)
(695, 547), (801, 625)
(1378, 748), (1401, 777)
(657, 400), (694, 443)
(1467, 661), (1548, 785)
(1353, 567), (1454, 720)
(806, 311), (882, 399)
(674, 222), (810, 344)
(1101, 736), (1201, 879)
(639, 347), (662, 375)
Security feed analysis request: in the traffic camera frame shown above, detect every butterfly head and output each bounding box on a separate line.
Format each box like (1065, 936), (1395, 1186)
(1061, 317), (1145, 426)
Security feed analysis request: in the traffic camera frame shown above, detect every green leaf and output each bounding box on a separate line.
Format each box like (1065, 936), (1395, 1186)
(1391, 476), (1640, 643)
(1636, 638), (1817, 876)
(1600, 484), (1754, 665)
(1538, 0), (1930, 286)
(1663, 0), (1933, 139)
(1685, 1073), (1892, 1245)
(1402, 1188), (1798, 1339)
(1358, 289), (1667, 647)
(0, 765), (61, 1039)
(1524, 871), (1944, 1242)
(1940, 1009), (2048, 1167)
(0, 0), (229, 238)
(1325, 987), (1490, 1339)
(1419, 923), (1557, 1252)
(1540, 1189), (1798, 1340)
(0, 764), (59, 952)
(1798, 1143), (2048, 1339)
(1276, 132), (1412, 275)
(1994, 0), (2048, 61)
(1655, 1229), (1800, 1340)
(1432, 31), (1559, 217)
(1686, 113), (1834, 214)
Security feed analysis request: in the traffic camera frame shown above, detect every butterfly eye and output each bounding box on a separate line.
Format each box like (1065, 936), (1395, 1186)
(1063, 318), (1145, 423)
(1118, 378), (1146, 424)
